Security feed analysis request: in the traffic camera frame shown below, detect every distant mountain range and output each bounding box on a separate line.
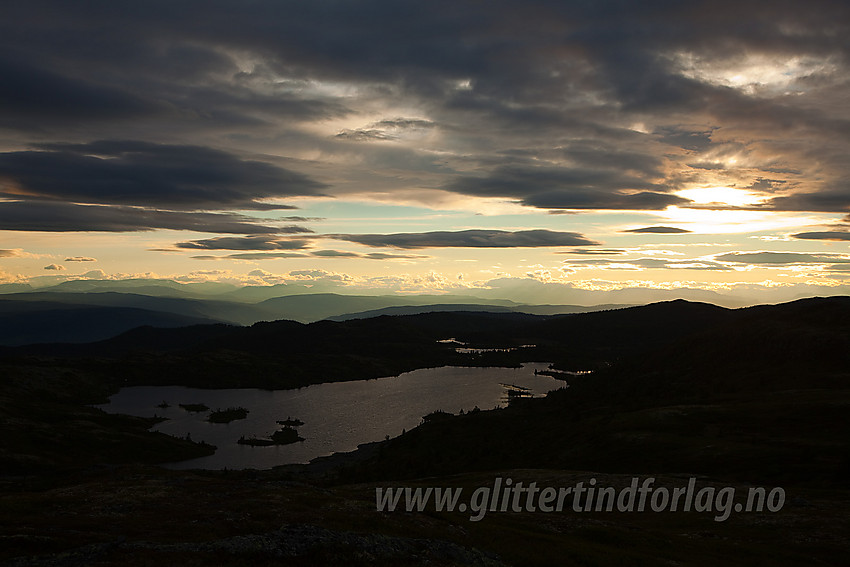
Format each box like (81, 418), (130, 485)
(3, 277), (849, 356)
(9, 296), (847, 394)
(327, 302), (626, 321)
(0, 278), (631, 346)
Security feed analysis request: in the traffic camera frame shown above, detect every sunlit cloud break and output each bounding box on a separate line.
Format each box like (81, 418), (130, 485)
(0, 0), (849, 303)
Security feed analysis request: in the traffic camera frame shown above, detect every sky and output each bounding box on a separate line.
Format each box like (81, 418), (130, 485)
(1, 0), (850, 306)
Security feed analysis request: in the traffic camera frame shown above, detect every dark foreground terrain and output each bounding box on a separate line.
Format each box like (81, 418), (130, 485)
(1, 297), (849, 565)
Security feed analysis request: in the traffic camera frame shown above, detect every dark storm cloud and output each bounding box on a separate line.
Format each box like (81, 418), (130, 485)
(3, 1), (847, 113)
(278, 216), (326, 222)
(623, 226), (692, 234)
(0, 201), (289, 233)
(448, 165), (688, 211)
(0, 15), (351, 132)
(230, 252), (308, 259)
(655, 127), (715, 152)
(0, 1), (504, 118)
(792, 231), (850, 242)
(363, 252), (427, 260)
(767, 190), (850, 213)
(192, 250), (425, 261)
(646, 259), (734, 271)
(687, 162), (726, 171)
(175, 235), (313, 251)
(562, 144), (664, 178)
(180, 67), (353, 120)
(557, 249), (626, 255)
(191, 252), (309, 260)
(310, 250), (360, 258)
(309, 250), (426, 259)
(372, 119), (436, 129)
(760, 167), (804, 176)
(565, 2), (850, 109)
(0, 141), (324, 210)
(525, 190), (689, 211)
(331, 229), (598, 249)
(748, 178), (787, 193)
(0, 56), (159, 128)
(2, 0), (850, 220)
(715, 252), (850, 264)
(271, 226), (315, 234)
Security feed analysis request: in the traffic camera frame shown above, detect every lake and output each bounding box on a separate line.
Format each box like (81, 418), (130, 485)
(97, 362), (565, 470)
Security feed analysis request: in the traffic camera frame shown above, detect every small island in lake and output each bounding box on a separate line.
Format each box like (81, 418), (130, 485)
(276, 417), (304, 427)
(238, 426), (304, 446)
(207, 406), (249, 423)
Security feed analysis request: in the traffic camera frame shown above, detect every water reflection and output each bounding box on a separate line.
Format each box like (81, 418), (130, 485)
(97, 362), (564, 470)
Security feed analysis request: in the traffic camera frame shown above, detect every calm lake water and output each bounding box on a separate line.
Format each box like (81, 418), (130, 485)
(97, 362), (565, 470)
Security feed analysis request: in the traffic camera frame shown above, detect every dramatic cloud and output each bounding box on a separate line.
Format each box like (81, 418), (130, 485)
(623, 226), (692, 234)
(655, 127), (715, 152)
(0, 201), (290, 233)
(715, 252), (850, 264)
(192, 252), (308, 260)
(0, 141), (325, 210)
(766, 191), (850, 213)
(278, 216), (326, 222)
(372, 119), (437, 130)
(64, 257), (97, 262)
(558, 249), (627, 256)
(447, 165), (687, 211)
(2, 1), (849, 219)
(792, 231), (850, 242)
(310, 250), (360, 257)
(332, 229), (599, 249)
(363, 252), (427, 260)
(2, 0), (850, 297)
(565, 258), (733, 271)
(43, 264), (64, 271)
(193, 250), (428, 261)
(175, 235), (312, 251)
(0, 56), (159, 128)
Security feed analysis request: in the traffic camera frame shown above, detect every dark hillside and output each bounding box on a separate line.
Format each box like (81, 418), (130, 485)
(341, 296), (850, 486)
(0, 305), (219, 346)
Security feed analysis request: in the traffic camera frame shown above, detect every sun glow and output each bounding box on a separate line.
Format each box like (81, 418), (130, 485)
(676, 186), (767, 208)
(658, 206), (818, 234)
